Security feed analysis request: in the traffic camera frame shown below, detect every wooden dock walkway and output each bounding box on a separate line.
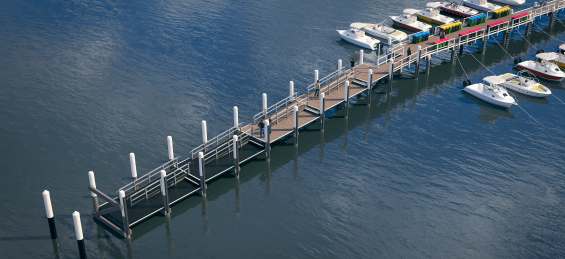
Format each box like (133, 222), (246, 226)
(87, 0), (565, 238)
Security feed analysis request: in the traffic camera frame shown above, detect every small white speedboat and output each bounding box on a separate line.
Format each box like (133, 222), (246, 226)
(463, 76), (516, 108)
(498, 72), (551, 97)
(463, 0), (503, 12)
(349, 23), (408, 43)
(515, 60), (565, 81)
(404, 8), (455, 25)
(337, 28), (380, 50)
(390, 14), (433, 32)
(490, 0), (525, 6)
(426, 2), (480, 17)
(536, 52), (565, 70)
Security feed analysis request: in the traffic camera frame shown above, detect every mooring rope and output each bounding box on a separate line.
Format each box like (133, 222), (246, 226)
(462, 44), (496, 75)
(489, 35), (515, 58)
(551, 93), (565, 104)
(456, 53), (471, 80)
(514, 29), (539, 51)
(303, 26), (339, 31)
(533, 22), (562, 41)
(514, 101), (546, 127)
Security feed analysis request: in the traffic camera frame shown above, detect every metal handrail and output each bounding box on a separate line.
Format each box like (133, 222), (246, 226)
(252, 93), (298, 124)
(129, 162), (190, 206)
(118, 156), (180, 194)
(190, 122), (243, 159)
(306, 66), (349, 95)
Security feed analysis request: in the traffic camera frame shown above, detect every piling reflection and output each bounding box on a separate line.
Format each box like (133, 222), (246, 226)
(126, 237), (134, 259)
(201, 196), (210, 235)
(51, 239), (60, 259)
(235, 177), (241, 215)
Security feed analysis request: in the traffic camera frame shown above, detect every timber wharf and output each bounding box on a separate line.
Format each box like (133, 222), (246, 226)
(82, 1), (565, 238)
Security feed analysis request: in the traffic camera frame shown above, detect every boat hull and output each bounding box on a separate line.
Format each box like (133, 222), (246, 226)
(439, 7), (473, 17)
(515, 64), (565, 81)
(463, 87), (514, 108)
(338, 32), (377, 50)
(392, 20), (424, 32)
(415, 14), (446, 25)
(463, 2), (494, 12)
(502, 82), (551, 97)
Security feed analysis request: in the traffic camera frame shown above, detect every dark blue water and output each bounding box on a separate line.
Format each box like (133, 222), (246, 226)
(1, 0), (565, 258)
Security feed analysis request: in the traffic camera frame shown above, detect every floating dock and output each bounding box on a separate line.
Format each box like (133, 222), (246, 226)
(87, 1), (565, 237)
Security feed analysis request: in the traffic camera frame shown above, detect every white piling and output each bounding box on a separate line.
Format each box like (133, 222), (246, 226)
(160, 170), (170, 215)
(201, 120), (208, 145)
(289, 81), (294, 102)
(233, 106), (239, 129)
(72, 211), (86, 259)
(314, 70), (319, 83)
(265, 119), (270, 161)
(338, 59), (342, 75)
(88, 171), (99, 211)
(199, 152), (206, 196)
(293, 106), (299, 146)
(42, 190), (57, 239)
(262, 93), (268, 118)
(129, 154), (137, 180)
(360, 49), (364, 65)
(167, 136), (174, 160)
(233, 135), (239, 177)
(119, 190), (131, 234)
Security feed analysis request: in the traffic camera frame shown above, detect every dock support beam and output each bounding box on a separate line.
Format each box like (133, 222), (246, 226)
(525, 22), (532, 37)
(199, 152), (206, 196)
(481, 36), (487, 54)
(319, 93), (325, 131)
(233, 135), (239, 178)
(88, 171), (99, 212)
(129, 154), (137, 188)
(262, 93), (267, 119)
(550, 9), (556, 28)
(451, 47), (456, 64)
(359, 49), (364, 65)
(119, 190), (131, 235)
(160, 170), (171, 215)
(167, 136), (174, 161)
(42, 190), (58, 240)
(202, 120), (208, 152)
(426, 55), (431, 75)
(459, 44), (464, 55)
(503, 29), (510, 46)
(293, 106), (298, 146)
(344, 81), (350, 118)
(415, 45), (421, 79)
(367, 69), (372, 105)
(265, 120), (270, 161)
(388, 57), (393, 94)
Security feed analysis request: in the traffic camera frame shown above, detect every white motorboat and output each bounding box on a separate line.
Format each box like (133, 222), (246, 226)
(463, 76), (516, 108)
(514, 59), (565, 81)
(349, 23), (408, 43)
(536, 52), (565, 70)
(426, 2), (480, 17)
(390, 14), (433, 32)
(498, 72), (551, 97)
(337, 28), (380, 50)
(404, 8), (455, 25)
(463, 0), (503, 12)
(490, 0), (525, 6)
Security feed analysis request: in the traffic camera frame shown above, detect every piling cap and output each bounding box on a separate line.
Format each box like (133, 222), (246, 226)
(293, 105), (298, 112)
(160, 170), (166, 178)
(119, 190), (125, 199)
(72, 211), (83, 240)
(233, 135), (239, 141)
(198, 152), (204, 159)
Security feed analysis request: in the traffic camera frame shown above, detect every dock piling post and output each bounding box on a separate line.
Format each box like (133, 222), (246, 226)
(338, 59), (342, 75)
(293, 106), (298, 146)
(481, 36), (487, 54)
(129, 154), (137, 188)
(451, 48), (456, 63)
(167, 136), (174, 161)
(233, 135), (239, 177)
(233, 106), (239, 130)
(160, 170), (171, 215)
(525, 22), (531, 37)
(359, 49), (364, 65)
(42, 190), (58, 240)
(262, 93), (267, 118)
(88, 171), (99, 212)
(119, 190), (131, 236)
(72, 211), (86, 259)
(415, 45), (421, 79)
(320, 93), (325, 131)
(388, 57), (393, 94)
(202, 121), (208, 152)
(459, 43), (464, 55)
(426, 55), (431, 75)
(344, 81), (350, 118)
(289, 82), (294, 102)
(367, 69), (372, 105)
(198, 152), (206, 196)
(265, 120), (270, 161)
(550, 8), (556, 28)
